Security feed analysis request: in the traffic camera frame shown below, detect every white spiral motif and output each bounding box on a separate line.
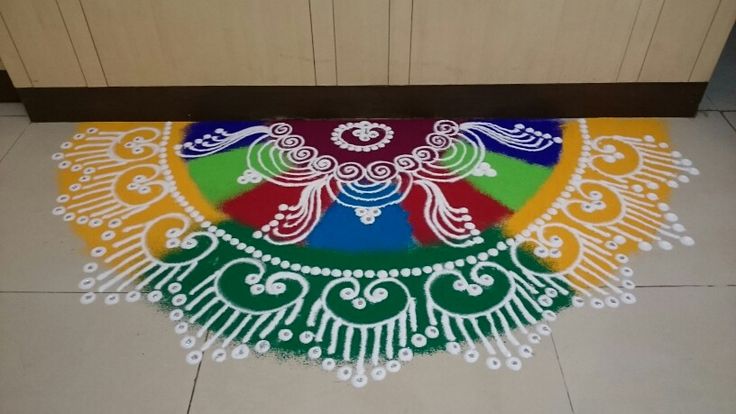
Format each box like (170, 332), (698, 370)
(230, 119), (499, 246)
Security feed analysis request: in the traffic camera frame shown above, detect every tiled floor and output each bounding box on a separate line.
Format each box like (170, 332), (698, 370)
(1, 110), (735, 413)
(700, 26), (736, 112)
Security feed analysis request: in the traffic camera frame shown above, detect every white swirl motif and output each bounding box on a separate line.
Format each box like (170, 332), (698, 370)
(179, 120), (561, 248)
(331, 121), (394, 152)
(153, 120), (562, 249)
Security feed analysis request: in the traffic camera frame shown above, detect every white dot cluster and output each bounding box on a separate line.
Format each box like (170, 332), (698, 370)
(512, 122), (563, 144)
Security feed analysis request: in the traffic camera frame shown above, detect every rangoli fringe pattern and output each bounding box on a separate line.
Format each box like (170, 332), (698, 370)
(52, 118), (697, 387)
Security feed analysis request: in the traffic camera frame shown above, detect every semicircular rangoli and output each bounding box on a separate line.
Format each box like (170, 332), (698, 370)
(52, 118), (697, 387)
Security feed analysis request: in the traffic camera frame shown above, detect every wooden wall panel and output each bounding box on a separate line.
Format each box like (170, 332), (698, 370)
(410, 0), (558, 84)
(638, 0), (721, 81)
(80, 0), (315, 86)
(545, 0), (640, 83)
(0, 0), (85, 87)
(690, 0), (736, 81)
(617, 0), (664, 82)
(410, 0), (641, 85)
(0, 17), (30, 87)
(0, 0), (732, 88)
(310, 0), (337, 85)
(333, 0), (389, 85)
(57, 0), (106, 86)
(388, 0), (412, 85)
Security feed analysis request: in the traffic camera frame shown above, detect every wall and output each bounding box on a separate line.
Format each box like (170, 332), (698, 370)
(0, 0), (734, 88)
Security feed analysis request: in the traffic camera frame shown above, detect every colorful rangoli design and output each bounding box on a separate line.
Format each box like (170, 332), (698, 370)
(53, 118), (697, 387)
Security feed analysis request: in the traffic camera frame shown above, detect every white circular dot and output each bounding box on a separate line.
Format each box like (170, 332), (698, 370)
(211, 348), (227, 362)
(125, 291), (141, 302)
(278, 329), (293, 341)
(486, 357), (502, 370)
(506, 357), (522, 371)
(104, 294), (119, 305)
(180, 336), (196, 349)
(463, 349), (479, 363)
(446, 342), (461, 355)
(371, 367), (387, 381)
(336, 366), (352, 381)
(78, 277), (95, 289)
(351, 374), (368, 388)
(254, 340), (270, 353)
(411, 333), (427, 347)
(386, 360), (401, 373)
(186, 351), (203, 365)
(398, 348), (413, 362)
(80, 292), (96, 304)
(169, 309), (184, 321)
(232, 344), (250, 360)
(299, 331), (314, 344)
(680, 236), (695, 246)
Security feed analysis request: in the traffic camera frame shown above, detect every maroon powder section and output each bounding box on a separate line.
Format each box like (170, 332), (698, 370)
(285, 119), (442, 165)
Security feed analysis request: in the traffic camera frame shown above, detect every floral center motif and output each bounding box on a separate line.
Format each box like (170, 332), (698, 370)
(330, 121), (394, 152)
(235, 121), (495, 244)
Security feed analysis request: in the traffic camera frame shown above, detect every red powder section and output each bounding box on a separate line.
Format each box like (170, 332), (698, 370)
(222, 181), (334, 230)
(402, 179), (512, 245)
(222, 182), (300, 229)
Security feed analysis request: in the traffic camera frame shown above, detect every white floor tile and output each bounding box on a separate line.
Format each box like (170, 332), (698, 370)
(0, 293), (198, 414)
(0, 123), (89, 291)
(702, 27), (736, 111)
(626, 112), (736, 286)
(0, 116), (28, 160)
(553, 287), (736, 414)
(0, 102), (27, 117)
(190, 338), (573, 414)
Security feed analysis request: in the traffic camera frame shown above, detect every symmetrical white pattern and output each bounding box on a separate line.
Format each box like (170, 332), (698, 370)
(178, 120), (558, 247)
(51, 119), (697, 389)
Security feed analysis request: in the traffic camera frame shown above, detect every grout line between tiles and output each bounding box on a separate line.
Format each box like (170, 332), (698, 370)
(719, 111), (736, 132)
(635, 284), (723, 288)
(186, 332), (207, 414)
(0, 120), (30, 164)
(550, 333), (575, 414)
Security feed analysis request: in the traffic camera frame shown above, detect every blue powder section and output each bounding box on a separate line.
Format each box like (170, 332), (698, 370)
(307, 184), (414, 252)
(467, 119), (563, 167)
(179, 121), (266, 160)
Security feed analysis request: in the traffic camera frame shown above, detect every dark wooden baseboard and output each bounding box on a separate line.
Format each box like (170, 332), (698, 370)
(18, 82), (706, 122)
(0, 71), (20, 102)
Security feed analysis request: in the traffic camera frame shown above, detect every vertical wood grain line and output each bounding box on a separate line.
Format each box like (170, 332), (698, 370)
(308, 0), (318, 85)
(388, 0), (411, 85)
(636, 0), (665, 81)
(689, 0), (736, 81)
(78, 0), (107, 85)
(310, 0), (337, 85)
(407, 0), (414, 85)
(332, 0), (339, 85)
(386, 0), (391, 84)
(615, 0), (644, 81)
(687, 0), (722, 81)
(0, 12), (31, 87)
(55, 0), (88, 86)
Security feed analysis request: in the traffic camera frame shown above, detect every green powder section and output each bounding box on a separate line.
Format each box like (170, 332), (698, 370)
(468, 152), (552, 210)
(186, 144), (290, 206)
(443, 142), (553, 211)
(151, 231), (573, 361)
